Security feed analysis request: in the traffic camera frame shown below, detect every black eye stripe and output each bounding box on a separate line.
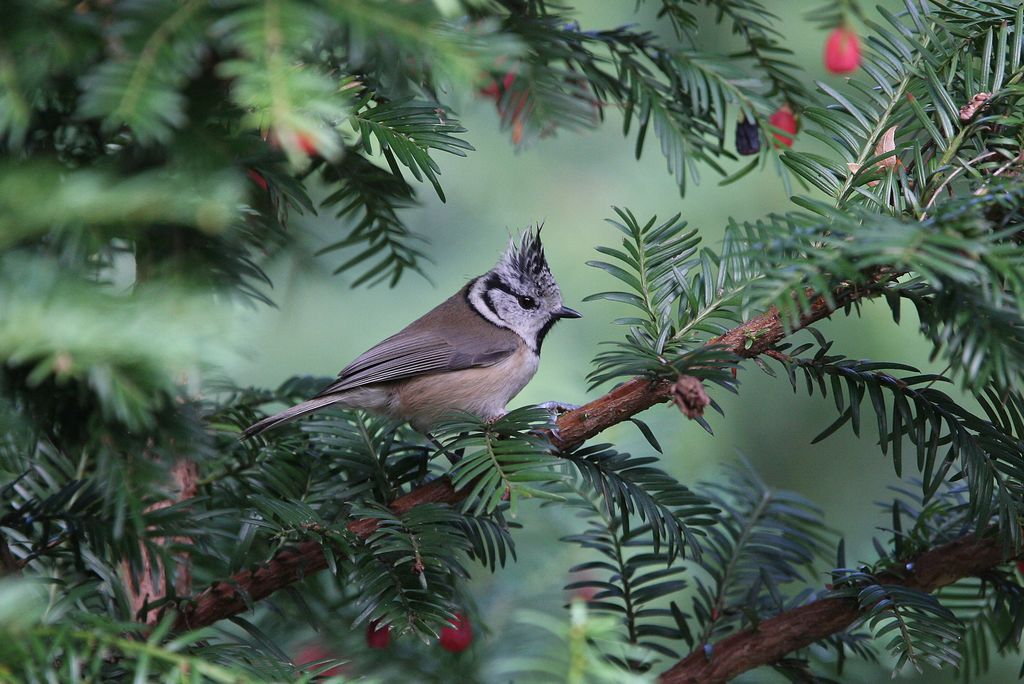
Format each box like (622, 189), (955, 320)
(484, 273), (517, 297)
(485, 273), (538, 309)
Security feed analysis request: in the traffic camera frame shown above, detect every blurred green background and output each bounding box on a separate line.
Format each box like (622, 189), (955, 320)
(221, 2), (1014, 681)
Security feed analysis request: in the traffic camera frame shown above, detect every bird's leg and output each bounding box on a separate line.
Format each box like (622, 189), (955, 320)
(539, 400), (580, 416)
(425, 432), (465, 465)
(538, 401), (581, 444)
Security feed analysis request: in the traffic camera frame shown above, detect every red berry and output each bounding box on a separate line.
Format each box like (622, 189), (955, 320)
(295, 642), (346, 677)
(365, 619), (391, 649)
(567, 571), (599, 601)
(824, 26), (862, 74)
(480, 72), (517, 100)
(1016, 560), (1024, 575)
(478, 70), (530, 145)
(768, 104), (798, 147)
(573, 585), (598, 601)
(246, 169), (268, 192)
(439, 613), (473, 653)
(268, 129), (318, 157)
(295, 132), (318, 156)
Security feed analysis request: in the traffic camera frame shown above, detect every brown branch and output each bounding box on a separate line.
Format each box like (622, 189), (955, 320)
(124, 459), (198, 625)
(658, 533), (1010, 684)
(172, 278), (888, 631)
(171, 476), (462, 629)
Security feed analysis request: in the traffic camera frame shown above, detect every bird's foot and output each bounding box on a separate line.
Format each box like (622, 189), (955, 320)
(539, 400), (580, 417)
(538, 401), (581, 447)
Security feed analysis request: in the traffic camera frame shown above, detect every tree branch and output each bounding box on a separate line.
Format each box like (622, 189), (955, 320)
(171, 477), (462, 629)
(658, 532), (1010, 684)
(172, 276), (889, 631)
(126, 459), (199, 625)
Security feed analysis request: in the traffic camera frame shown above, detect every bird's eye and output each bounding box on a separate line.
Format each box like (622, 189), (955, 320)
(517, 295), (537, 309)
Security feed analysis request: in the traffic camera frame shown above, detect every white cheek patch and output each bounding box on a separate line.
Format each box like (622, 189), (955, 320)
(468, 281), (509, 329)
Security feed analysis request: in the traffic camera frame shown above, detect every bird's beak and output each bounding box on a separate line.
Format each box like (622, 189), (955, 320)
(555, 306), (582, 319)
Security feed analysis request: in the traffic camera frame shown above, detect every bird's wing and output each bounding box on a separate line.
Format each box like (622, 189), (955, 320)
(313, 328), (517, 397)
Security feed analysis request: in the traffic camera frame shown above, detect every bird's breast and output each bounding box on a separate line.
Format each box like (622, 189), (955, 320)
(395, 346), (539, 430)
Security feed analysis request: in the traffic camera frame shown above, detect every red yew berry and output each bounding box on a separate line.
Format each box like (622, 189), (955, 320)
(480, 71), (517, 100)
(295, 132), (317, 156)
(439, 613), (473, 653)
(566, 571), (599, 602)
(366, 619), (391, 649)
(295, 642), (346, 677)
(268, 129), (319, 157)
(246, 169), (268, 192)
(479, 70), (531, 145)
(1017, 560), (1024, 575)
(768, 104), (798, 148)
(824, 26), (862, 74)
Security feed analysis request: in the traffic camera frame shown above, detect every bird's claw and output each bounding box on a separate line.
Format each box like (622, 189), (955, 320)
(539, 400), (580, 417)
(539, 402), (579, 450)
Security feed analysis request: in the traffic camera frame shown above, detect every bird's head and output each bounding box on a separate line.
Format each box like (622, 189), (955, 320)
(468, 225), (581, 351)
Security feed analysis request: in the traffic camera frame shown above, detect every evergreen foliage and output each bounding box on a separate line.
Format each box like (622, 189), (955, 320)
(2, 0), (1024, 681)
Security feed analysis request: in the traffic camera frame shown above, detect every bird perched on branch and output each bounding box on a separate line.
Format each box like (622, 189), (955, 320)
(242, 227), (581, 439)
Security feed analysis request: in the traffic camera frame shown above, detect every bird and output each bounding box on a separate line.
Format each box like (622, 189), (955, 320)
(241, 227), (581, 440)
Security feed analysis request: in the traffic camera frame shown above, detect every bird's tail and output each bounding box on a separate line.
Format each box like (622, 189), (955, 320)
(241, 395), (346, 440)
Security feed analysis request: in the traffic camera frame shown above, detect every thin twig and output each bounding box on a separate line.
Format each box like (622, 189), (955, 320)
(919, 151), (998, 219)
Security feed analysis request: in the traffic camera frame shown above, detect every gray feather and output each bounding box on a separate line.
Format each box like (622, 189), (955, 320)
(241, 395), (346, 439)
(316, 333), (452, 394)
(312, 291), (519, 398)
(242, 283), (522, 439)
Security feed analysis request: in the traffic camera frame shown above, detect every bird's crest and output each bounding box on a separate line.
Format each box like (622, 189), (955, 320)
(498, 223), (550, 280)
